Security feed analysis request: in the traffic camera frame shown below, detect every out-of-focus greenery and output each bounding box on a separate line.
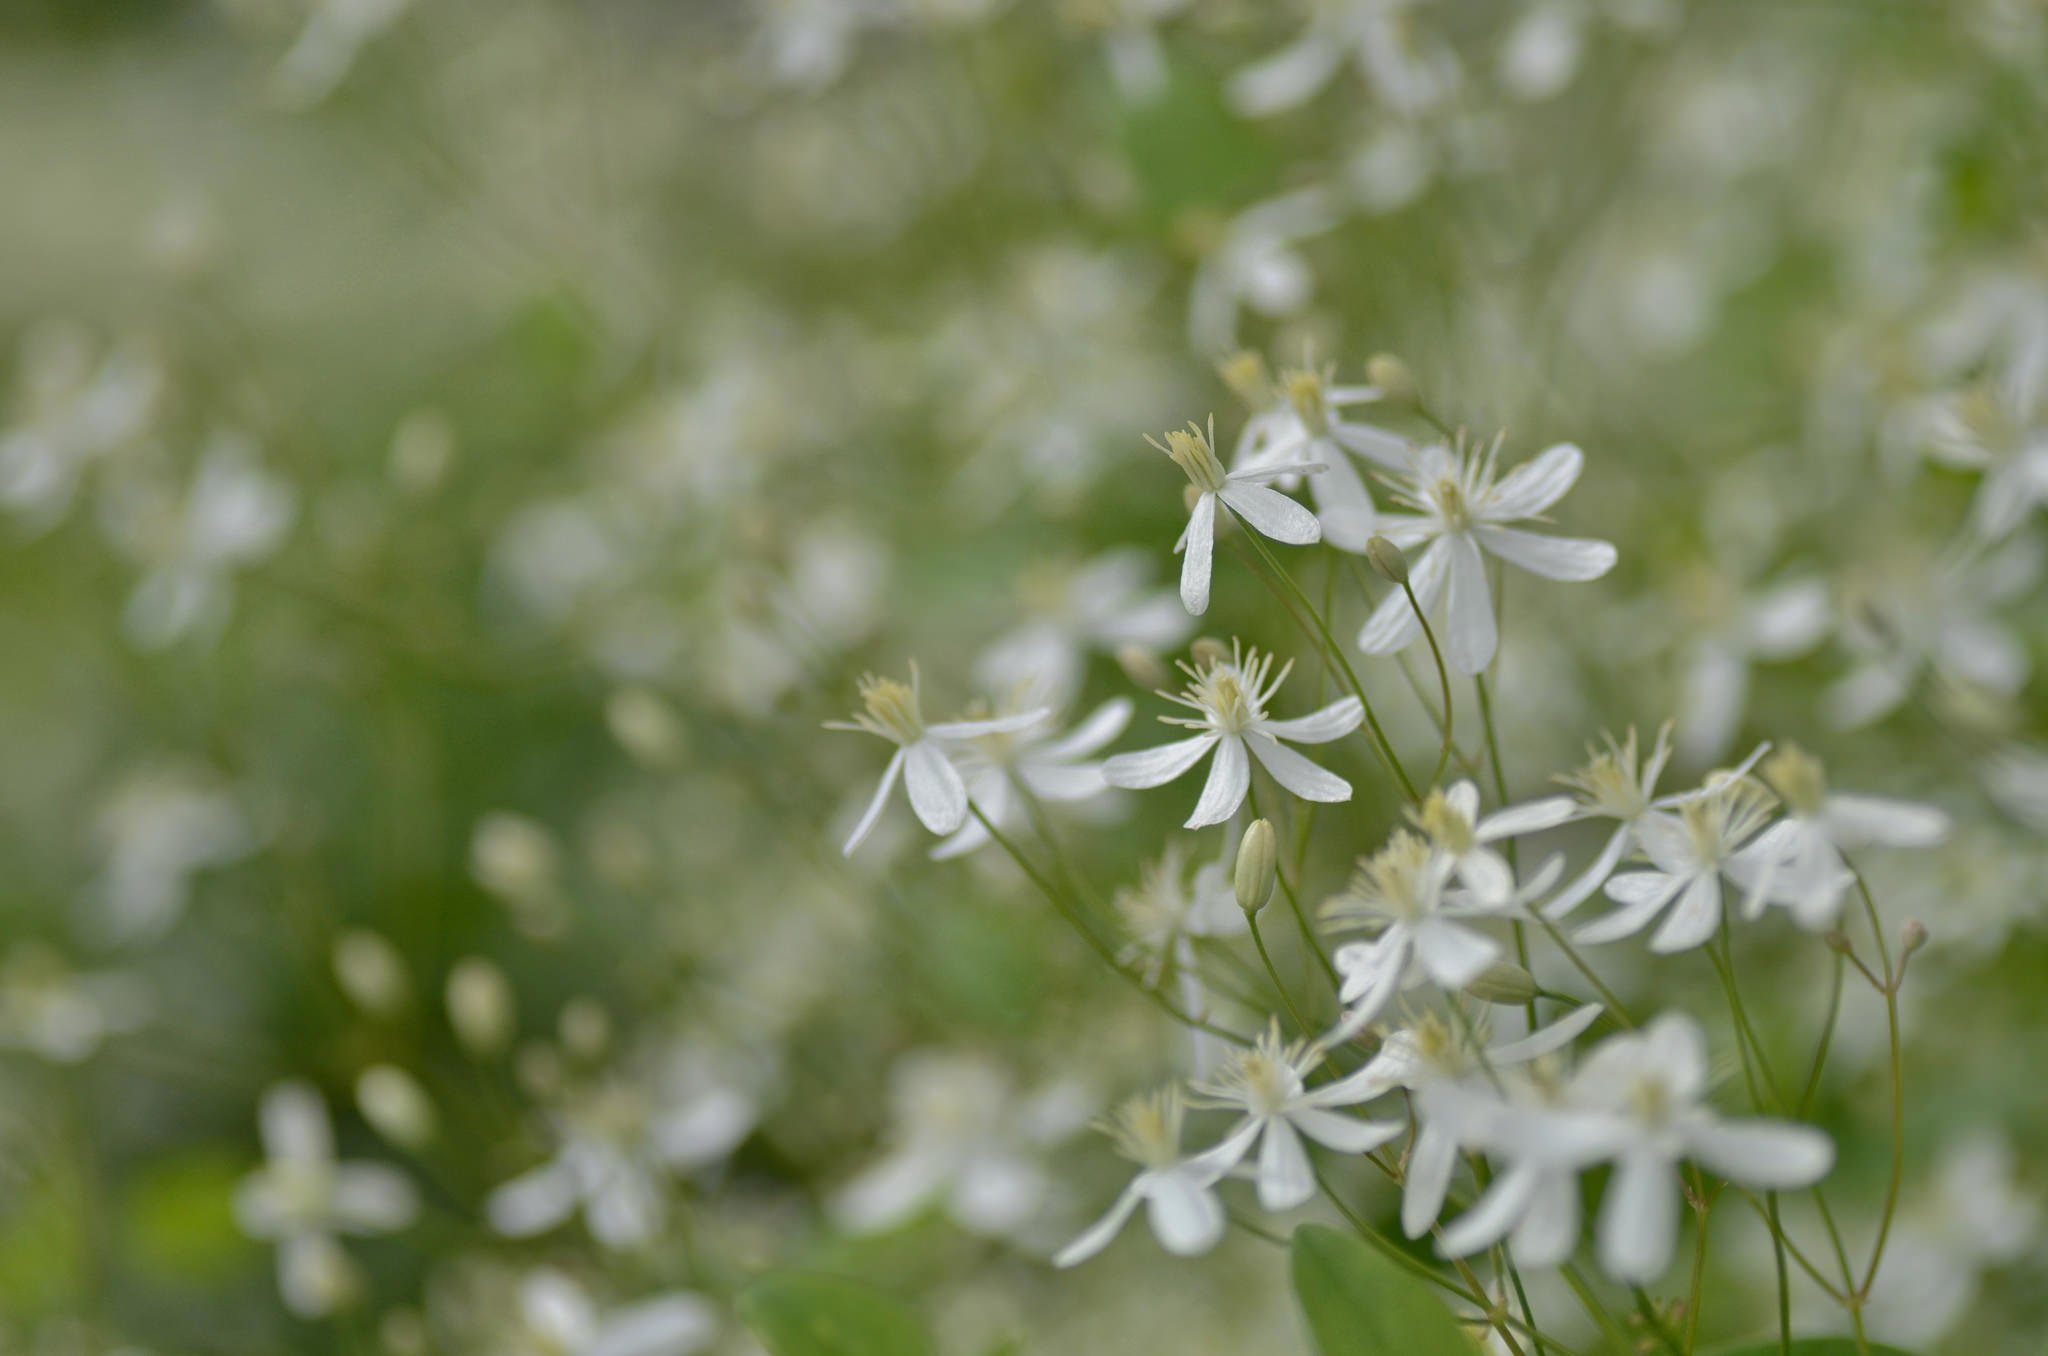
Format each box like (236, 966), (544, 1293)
(0, 2), (2044, 1354)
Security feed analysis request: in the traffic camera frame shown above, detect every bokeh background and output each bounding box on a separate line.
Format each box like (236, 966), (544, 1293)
(0, 1), (2044, 1352)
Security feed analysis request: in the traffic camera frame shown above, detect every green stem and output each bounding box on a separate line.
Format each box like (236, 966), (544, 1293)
(1248, 913), (1315, 1037)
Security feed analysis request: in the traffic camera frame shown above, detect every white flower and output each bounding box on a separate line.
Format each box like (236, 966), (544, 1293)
(929, 696), (1130, 860)
(1224, 356), (1413, 552)
(1189, 1024), (1403, 1213)
(487, 1045), (761, 1251)
(1739, 744), (1950, 929)
(828, 666), (1050, 856)
(1187, 190), (1339, 354)
(1102, 643), (1362, 828)
(1152, 420), (1324, 617)
(0, 945), (150, 1064)
(0, 323), (161, 530)
(1571, 1014), (1833, 1283)
(1408, 780), (1567, 908)
(1511, 724), (1677, 921)
(1308, 1005), (1604, 1238)
(90, 763), (254, 945)
(271, 0), (413, 110)
(831, 1051), (1090, 1241)
(1227, 0), (1459, 119)
(1358, 439), (1617, 674)
(975, 550), (1192, 706)
(1924, 349), (2048, 541)
(514, 1268), (718, 1356)
(1117, 841), (1248, 1076)
(234, 1083), (418, 1318)
(1054, 1088), (1235, 1267)
(1674, 572), (1832, 765)
(1575, 761), (1781, 953)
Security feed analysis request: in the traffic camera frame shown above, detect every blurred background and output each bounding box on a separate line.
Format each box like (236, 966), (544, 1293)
(0, 0), (2044, 1352)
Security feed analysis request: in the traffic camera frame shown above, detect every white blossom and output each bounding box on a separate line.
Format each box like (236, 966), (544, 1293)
(1225, 356), (1413, 552)
(1054, 1088), (1235, 1266)
(1152, 420), (1324, 617)
(930, 697), (1131, 859)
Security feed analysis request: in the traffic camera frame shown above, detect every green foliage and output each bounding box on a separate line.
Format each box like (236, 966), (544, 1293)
(1289, 1224), (1476, 1356)
(1707, 1342), (1921, 1356)
(738, 1271), (937, 1356)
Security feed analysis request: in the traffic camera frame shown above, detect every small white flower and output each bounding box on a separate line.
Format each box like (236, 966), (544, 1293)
(1117, 840), (1247, 1076)
(828, 666), (1050, 856)
(515, 1268), (718, 1356)
(975, 550), (1192, 706)
(1674, 572), (1833, 765)
(1152, 420), (1324, 616)
(91, 763), (254, 945)
(1408, 780), (1565, 908)
(1359, 438), (1617, 674)
(1924, 351), (2048, 541)
(1308, 1005), (1604, 1238)
(1511, 724), (1678, 921)
(1054, 1088), (1235, 1267)
(930, 696), (1132, 860)
(1224, 356), (1413, 552)
(1227, 0), (1460, 119)
(1575, 759), (1781, 953)
(1189, 1024), (1403, 1213)
(0, 945), (150, 1064)
(1571, 1014), (1834, 1283)
(234, 1083), (418, 1318)
(1187, 190), (1339, 354)
(1738, 744), (1950, 929)
(1102, 643), (1362, 828)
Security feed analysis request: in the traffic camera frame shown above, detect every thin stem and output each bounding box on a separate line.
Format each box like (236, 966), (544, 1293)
(1767, 1193), (1793, 1356)
(1631, 1287), (1685, 1356)
(1248, 913), (1315, 1037)
(1798, 949), (1846, 1115)
(1558, 1263), (1634, 1354)
(1473, 672), (1538, 1030)
(1248, 780), (1339, 987)
(1850, 866), (1907, 1301)
(1398, 576), (1456, 787)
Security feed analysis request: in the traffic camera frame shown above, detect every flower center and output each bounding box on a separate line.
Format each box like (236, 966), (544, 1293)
(1161, 424), (1227, 494)
(1412, 789), (1476, 856)
(1432, 475), (1473, 529)
(1761, 744), (1827, 818)
(856, 675), (924, 744)
(1282, 368), (1329, 436)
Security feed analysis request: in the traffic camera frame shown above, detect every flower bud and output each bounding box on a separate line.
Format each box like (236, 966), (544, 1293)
(1463, 960), (1539, 1006)
(1366, 535), (1409, 585)
(1899, 918), (1929, 961)
(1366, 353), (1418, 410)
(1115, 643), (1168, 690)
(446, 957), (514, 1056)
(356, 1064), (436, 1149)
(1822, 930), (1854, 956)
(1234, 819), (1278, 916)
(332, 930), (409, 1018)
(1190, 636), (1230, 669)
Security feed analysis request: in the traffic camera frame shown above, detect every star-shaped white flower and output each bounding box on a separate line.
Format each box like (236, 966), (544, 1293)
(1226, 357), (1413, 552)
(1102, 643), (1362, 828)
(930, 696), (1132, 860)
(1054, 1088), (1237, 1267)
(1152, 420), (1323, 617)
(1499, 724), (1678, 921)
(1358, 438), (1616, 674)
(827, 666), (1049, 856)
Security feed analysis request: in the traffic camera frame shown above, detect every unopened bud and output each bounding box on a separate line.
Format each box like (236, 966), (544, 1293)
(1366, 535), (1409, 585)
(1899, 918), (1928, 960)
(1822, 930), (1854, 956)
(1190, 636), (1230, 669)
(1464, 961), (1539, 1006)
(1365, 354), (1418, 410)
(332, 930), (409, 1017)
(1115, 643), (1168, 690)
(446, 957), (514, 1056)
(1234, 819), (1278, 916)
(356, 1064), (436, 1149)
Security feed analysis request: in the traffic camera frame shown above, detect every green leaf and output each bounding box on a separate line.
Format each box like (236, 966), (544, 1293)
(737, 1271), (935, 1356)
(1707, 1342), (1921, 1356)
(1290, 1224), (1477, 1356)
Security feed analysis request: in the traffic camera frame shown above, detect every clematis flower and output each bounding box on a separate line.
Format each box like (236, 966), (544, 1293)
(1054, 1088), (1235, 1267)
(1358, 438), (1617, 673)
(1102, 642), (1362, 828)
(975, 550), (1192, 706)
(1570, 1014), (1834, 1283)
(1574, 755), (1782, 953)
(1187, 190), (1339, 354)
(510, 1269), (718, 1356)
(234, 1082), (418, 1317)
(1117, 840), (1247, 1076)
(930, 696), (1132, 860)
(1506, 724), (1678, 921)
(828, 666), (1050, 856)
(1224, 355), (1413, 552)
(1151, 419), (1325, 616)
(1188, 1024), (1404, 1213)
(1227, 0), (1460, 119)
(1408, 780), (1567, 908)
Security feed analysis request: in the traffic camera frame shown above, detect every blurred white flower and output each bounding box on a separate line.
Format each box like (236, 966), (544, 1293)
(831, 1051), (1089, 1241)
(0, 945), (150, 1063)
(1187, 1024), (1403, 1213)
(1053, 1088), (1233, 1267)
(0, 323), (161, 531)
(828, 667), (1050, 856)
(1227, 0), (1459, 119)
(234, 1082), (418, 1318)
(509, 1268), (717, 1356)
(1117, 839), (1247, 1076)
(1514, 725), (1678, 921)
(1742, 744), (1950, 929)
(1359, 440), (1617, 673)
(930, 697), (1131, 860)
(976, 551), (1191, 708)
(1924, 343), (2048, 541)
(1103, 643), (1362, 828)
(271, 0), (414, 110)
(1226, 357), (1412, 552)
(1151, 420), (1323, 616)
(90, 764), (253, 945)
(1673, 572), (1832, 765)
(1187, 190), (1340, 354)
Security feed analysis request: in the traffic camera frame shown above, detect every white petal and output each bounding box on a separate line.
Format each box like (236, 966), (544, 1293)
(1289, 1107), (1402, 1154)
(1144, 1172), (1228, 1255)
(1103, 734), (1220, 789)
(1033, 697), (1135, 762)
(1487, 1002), (1603, 1064)
(1331, 419), (1412, 470)
(1744, 579), (1832, 659)
(1647, 871), (1723, 954)
(903, 741), (970, 835)
(1309, 1039), (1422, 1106)
(1442, 532), (1496, 675)
(1219, 480), (1322, 545)
(260, 1082), (333, 1167)
(831, 1148), (946, 1233)
(329, 1164), (418, 1234)
(1245, 733), (1351, 803)
(1542, 823), (1632, 920)
(842, 748), (905, 857)
(1256, 1118), (1316, 1211)
(1478, 795), (1578, 840)
(1484, 443), (1582, 519)
(1824, 663), (1911, 729)
(1259, 694), (1362, 744)
(1511, 1169), (1584, 1268)
(1575, 872), (1683, 945)
(1053, 1186), (1143, 1267)
(1455, 846), (1514, 909)
(1822, 794), (1949, 848)
(1187, 735), (1251, 828)
(1304, 447), (1377, 551)
(587, 1171), (663, 1250)
(927, 706), (1054, 739)
(1476, 526), (1617, 582)
(1358, 537), (1449, 654)
(1438, 1160), (1541, 1260)
(1227, 35), (1343, 116)
(588, 1297), (720, 1356)
(1180, 493), (1216, 615)
(1412, 919), (1500, 988)
(1597, 1149), (1677, 1283)
(1401, 1123), (1458, 1238)
(487, 1160), (581, 1238)
(1685, 1118), (1834, 1188)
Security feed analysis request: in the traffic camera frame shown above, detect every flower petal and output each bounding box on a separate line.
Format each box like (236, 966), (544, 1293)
(1304, 447), (1376, 551)
(1245, 732), (1351, 803)
(1438, 1160), (1541, 1260)
(1480, 794), (1580, 840)
(1412, 919), (1500, 988)
(1685, 1118), (1834, 1189)
(1256, 1118), (1315, 1211)
(1485, 442), (1582, 519)
(1401, 1123), (1459, 1238)
(1053, 1186), (1142, 1267)
(1258, 694), (1362, 744)
(1145, 1172), (1228, 1255)
(1358, 537), (1449, 654)
(1647, 871), (1723, 954)
(1822, 794), (1949, 848)
(1187, 735), (1251, 827)
(1575, 871), (1684, 945)
(1033, 697), (1136, 762)
(1180, 493), (1216, 616)
(1597, 1149), (1678, 1283)
(1486, 1002), (1604, 1065)
(1103, 734), (1218, 789)
(1442, 532), (1497, 675)
(1219, 480), (1322, 545)
(903, 741), (970, 835)
(1476, 526), (1618, 582)
(842, 748), (906, 857)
